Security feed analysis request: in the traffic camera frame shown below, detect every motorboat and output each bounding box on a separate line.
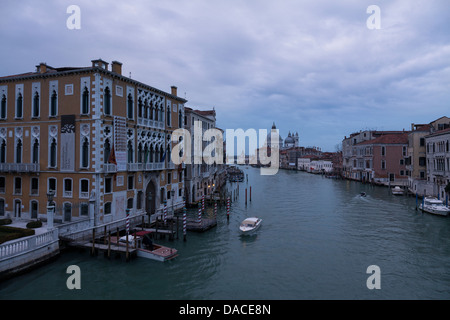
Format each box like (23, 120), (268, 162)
(239, 217), (262, 235)
(117, 231), (178, 262)
(391, 186), (405, 196)
(419, 197), (450, 217)
(360, 192), (366, 197)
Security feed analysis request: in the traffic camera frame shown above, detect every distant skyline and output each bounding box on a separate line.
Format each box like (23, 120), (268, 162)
(1, 0), (449, 151)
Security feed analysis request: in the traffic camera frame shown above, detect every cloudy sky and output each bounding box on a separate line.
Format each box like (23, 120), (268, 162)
(1, 0), (449, 151)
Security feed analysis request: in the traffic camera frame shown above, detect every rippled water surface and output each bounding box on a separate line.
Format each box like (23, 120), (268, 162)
(1, 167), (450, 300)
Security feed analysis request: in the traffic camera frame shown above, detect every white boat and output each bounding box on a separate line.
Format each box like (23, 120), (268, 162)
(419, 197), (450, 216)
(239, 217), (262, 235)
(391, 186), (405, 195)
(118, 231), (178, 262)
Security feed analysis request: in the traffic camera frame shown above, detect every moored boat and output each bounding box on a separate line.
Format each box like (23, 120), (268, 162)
(117, 231), (178, 261)
(391, 186), (405, 195)
(239, 217), (262, 235)
(419, 197), (450, 216)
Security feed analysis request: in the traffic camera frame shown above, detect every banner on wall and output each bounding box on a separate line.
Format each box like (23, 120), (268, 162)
(60, 114), (76, 171)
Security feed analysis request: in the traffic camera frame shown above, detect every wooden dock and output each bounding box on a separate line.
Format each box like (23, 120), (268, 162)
(68, 240), (137, 260)
(186, 218), (217, 232)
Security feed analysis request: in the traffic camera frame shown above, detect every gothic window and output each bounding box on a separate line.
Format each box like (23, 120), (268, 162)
(50, 90), (57, 116)
(127, 93), (133, 119)
(82, 87), (89, 114)
(138, 98), (143, 118)
(15, 139), (22, 163)
(0, 139), (5, 163)
(104, 86), (111, 115)
(16, 93), (23, 118)
(0, 94), (6, 119)
(81, 138), (89, 168)
(49, 138), (57, 167)
(167, 107), (171, 126)
(104, 138), (111, 164)
(32, 139), (39, 163)
(127, 140), (134, 163)
(32, 92), (39, 117)
(137, 143), (143, 163)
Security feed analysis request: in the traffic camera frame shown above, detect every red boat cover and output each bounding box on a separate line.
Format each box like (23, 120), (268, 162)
(135, 231), (152, 236)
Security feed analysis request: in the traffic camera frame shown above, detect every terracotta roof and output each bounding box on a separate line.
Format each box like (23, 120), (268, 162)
(356, 133), (408, 145)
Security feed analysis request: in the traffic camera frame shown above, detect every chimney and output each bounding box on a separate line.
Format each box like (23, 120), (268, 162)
(171, 86), (178, 96)
(36, 62), (47, 74)
(91, 58), (109, 70)
(111, 61), (122, 75)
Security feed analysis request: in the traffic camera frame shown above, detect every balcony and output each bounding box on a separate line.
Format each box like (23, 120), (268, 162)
(127, 162), (165, 172)
(0, 163), (39, 173)
(137, 117), (164, 130)
(102, 163), (117, 173)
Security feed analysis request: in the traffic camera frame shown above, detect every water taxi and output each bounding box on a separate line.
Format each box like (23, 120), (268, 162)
(391, 186), (405, 195)
(419, 197), (450, 216)
(239, 217), (262, 235)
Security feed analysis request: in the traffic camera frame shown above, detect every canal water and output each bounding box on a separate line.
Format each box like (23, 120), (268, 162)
(1, 167), (450, 300)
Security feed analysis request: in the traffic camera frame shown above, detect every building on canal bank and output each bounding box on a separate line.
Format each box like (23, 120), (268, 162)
(424, 127), (450, 200)
(183, 107), (227, 206)
(0, 58), (187, 229)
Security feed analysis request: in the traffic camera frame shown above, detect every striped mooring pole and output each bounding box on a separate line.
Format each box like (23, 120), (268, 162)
(183, 197), (187, 241)
(214, 201), (217, 218)
(202, 194), (205, 213)
(198, 202), (202, 225)
(227, 197), (230, 220)
(163, 200), (167, 225)
(126, 208), (130, 235)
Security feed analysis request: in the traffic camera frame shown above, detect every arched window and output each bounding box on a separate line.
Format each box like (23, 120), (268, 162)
(167, 107), (171, 126)
(82, 87), (89, 114)
(137, 143), (143, 163)
(154, 105), (158, 121)
(49, 138), (57, 167)
(32, 92), (39, 117)
(144, 99), (148, 119)
(81, 138), (89, 168)
(0, 94), (6, 119)
(127, 140), (134, 163)
(144, 144), (149, 163)
(150, 145), (154, 163)
(104, 139), (111, 164)
(0, 139), (6, 163)
(104, 86), (111, 115)
(16, 93), (23, 118)
(15, 139), (22, 163)
(138, 98), (143, 118)
(50, 90), (57, 116)
(149, 102), (153, 120)
(127, 94), (133, 119)
(32, 139), (39, 163)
